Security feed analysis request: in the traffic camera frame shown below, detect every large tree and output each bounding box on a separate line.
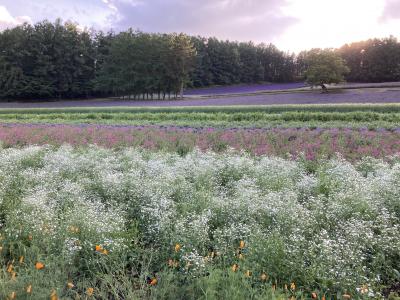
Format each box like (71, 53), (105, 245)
(304, 49), (350, 92)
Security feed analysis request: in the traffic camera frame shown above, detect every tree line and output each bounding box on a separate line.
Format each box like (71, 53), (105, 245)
(0, 20), (399, 100)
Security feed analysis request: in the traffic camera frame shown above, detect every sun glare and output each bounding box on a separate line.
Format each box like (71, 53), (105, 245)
(277, 0), (399, 52)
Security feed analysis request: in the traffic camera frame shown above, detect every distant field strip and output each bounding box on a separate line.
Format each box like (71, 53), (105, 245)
(1, 104), (400, 128)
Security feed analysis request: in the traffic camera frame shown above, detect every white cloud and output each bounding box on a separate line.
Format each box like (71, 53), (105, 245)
(0, 5), (31, 31)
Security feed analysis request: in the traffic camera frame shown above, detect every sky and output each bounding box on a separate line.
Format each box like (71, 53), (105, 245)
(0, 0), (399, 52)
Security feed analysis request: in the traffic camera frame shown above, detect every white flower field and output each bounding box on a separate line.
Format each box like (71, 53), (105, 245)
(0, 145), (399, 299)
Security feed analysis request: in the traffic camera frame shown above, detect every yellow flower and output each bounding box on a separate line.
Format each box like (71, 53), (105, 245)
(150, 278), (158, 286)
(102, 249), (109, 255)
(175, 243), (181, 252)
(11, 271), (16, 281)
(231, 264), (239, 272)
(86, 287), (94, 296)
(19, 256), (24, 264)
(245, 270), (252, 277)
(290, 282), (296, 290)
(35, 262), (45, 270)
(284, 284), (288, 290)
(67, 281), (74, 289)
(239, 240), (245, 249)
(260, 273), (268, 281)
(0, 246), (3, 252)
(50, 290), (58, 300)
(26, 284), (32, 294)
(290, 296), (296, 300)
(9, 291), (16, 300)
(238, 253), (244, 260)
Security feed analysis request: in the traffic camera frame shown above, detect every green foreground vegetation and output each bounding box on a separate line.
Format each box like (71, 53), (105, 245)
(0, 146), (399, 299)
(1, 104), (400, 128)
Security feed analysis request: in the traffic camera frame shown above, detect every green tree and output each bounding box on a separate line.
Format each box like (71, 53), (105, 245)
(304, 49), (350, 92)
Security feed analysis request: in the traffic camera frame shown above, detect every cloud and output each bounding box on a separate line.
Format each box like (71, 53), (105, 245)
(0, 5), (31, 31)
(109, 0), (297, 42)
(380, 0), (400, 22)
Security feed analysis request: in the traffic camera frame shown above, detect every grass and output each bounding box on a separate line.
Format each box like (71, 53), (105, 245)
(1, 104), (400, 128)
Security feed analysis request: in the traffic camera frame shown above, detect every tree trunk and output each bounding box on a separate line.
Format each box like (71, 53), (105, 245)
(320, 83), (328, 93)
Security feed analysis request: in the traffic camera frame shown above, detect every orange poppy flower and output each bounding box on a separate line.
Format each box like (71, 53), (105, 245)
(239, 241), (245, 249)
(67, 281), (74, 289)
(311, 292), (317, 299)
(6, 264), (13, 273)
(19, 256), (24, 264)
(26, 285), (32, 294)
(50, 290), (58, 300)
(35, 262), (45, 270)
(150, 278), (158, 286)
(245, 270), (252, 277)
(322, 295), (326, 300)
(290, 282), (296, 290)
(238, 253), (244, 260)
(231, 264), (239, 272)
(95, 245), (103, 252)
(86, 287), (94, 296)
(174, 243), (181, 252)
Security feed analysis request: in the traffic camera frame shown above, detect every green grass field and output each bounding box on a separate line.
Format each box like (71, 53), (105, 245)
(1, 104), (400, 128)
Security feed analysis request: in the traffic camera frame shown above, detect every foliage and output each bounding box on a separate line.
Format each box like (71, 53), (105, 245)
(338, 36), (400, 83)
(304, 49), (350, 90)
(0, 146), (399, 299)
(1, 19), (400, 101)
(0, 20), (95, 100)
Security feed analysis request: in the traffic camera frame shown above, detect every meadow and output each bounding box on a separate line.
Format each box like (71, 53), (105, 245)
(0, 104), (400, 299)
(0, 146), (399, 299)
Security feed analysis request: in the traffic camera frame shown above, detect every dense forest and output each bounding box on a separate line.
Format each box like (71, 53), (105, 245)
(0, 20), (399, 100)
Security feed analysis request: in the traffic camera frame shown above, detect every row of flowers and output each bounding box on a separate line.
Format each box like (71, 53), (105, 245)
(0, 124), (400, 160)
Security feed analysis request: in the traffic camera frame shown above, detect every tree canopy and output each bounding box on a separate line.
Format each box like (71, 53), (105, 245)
(0, 19), (399, 101)
(304, 49), (350, 91)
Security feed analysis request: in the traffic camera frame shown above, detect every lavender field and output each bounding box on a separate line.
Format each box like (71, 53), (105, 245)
(1, 87), (400, 108)
(184, 82), (306, 96)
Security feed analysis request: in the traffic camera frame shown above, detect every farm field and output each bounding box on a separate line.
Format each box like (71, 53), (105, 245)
(1, 87), (400, 108)
(2, 104), (400, 129)
(1, 104), (400, 300)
